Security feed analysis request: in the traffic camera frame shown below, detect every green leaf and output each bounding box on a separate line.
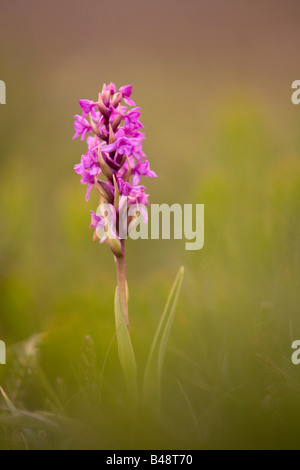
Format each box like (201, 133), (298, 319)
(114, 287), (139, 404)
(143, 266), (184, 411)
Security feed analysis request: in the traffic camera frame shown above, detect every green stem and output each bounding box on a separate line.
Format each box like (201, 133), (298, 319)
(115, 240), (129, 328)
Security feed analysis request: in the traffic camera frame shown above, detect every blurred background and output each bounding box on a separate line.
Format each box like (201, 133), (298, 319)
(0, 0), (300, 449)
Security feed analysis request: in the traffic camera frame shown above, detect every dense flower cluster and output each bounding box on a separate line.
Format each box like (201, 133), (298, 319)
(73, 83), (156, 244)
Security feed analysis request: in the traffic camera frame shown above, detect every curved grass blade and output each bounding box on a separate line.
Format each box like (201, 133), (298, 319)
(0, 387), (16, 413)
(114, 287), (139, 404)
(0, 411), (59, 431)
(143, 266), (184, 411)
(0, 387), (55, 446)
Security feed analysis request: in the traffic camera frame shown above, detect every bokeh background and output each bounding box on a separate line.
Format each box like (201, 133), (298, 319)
(0, 0), (300, 449)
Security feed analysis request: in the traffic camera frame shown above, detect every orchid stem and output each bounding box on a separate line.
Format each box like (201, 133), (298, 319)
(115, 240), (129, 328)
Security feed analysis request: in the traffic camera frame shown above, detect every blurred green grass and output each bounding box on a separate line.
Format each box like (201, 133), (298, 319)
(0, 59), (300, 448)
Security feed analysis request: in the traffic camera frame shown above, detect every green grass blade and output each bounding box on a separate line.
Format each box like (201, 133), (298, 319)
(114, 287), (139, 403)
(177, 380), (200, 436)
(0, 387), (17, 413)
(0, 387), (53, 445)
(0, 411), (59, 430)
(35, 366), (66, 415)
(143, 266), (184, 410)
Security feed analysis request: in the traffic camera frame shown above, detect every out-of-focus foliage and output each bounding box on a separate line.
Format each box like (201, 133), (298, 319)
(0, 0), (300, 450)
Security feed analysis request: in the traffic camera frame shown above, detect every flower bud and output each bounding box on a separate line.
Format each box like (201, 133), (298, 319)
(116, 153), (126, 166)
(94, 178), (114, 203)
(101, 84), (110, 106)
(98, 127), (108, 140)
(88, 113), (101, 137)
(113, 174), (119, 211)
(111, 92), (122, 108)
(122, 156), (131, 182)
(98, 93), (110, 117)
(109, 124), (116, 144)
(98, 147), (113, 179)
(111, 111), (123, 131)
